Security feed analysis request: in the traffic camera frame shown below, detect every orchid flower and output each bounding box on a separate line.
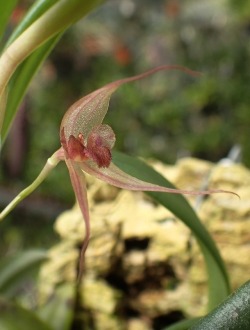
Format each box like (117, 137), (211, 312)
(0, 65), (237, 279)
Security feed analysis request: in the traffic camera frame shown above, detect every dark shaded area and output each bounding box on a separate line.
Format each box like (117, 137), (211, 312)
(124, 237), (151, 251)
(99, 241), (181, 329)
(152, 311), (185, 330)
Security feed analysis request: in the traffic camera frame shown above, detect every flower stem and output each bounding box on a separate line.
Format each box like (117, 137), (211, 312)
(0, 148), (64, 221)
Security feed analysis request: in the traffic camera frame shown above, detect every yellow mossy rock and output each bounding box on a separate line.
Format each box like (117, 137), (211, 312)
(38, 157), (250, 328)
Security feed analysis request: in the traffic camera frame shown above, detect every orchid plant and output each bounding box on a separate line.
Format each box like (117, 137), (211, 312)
(0, 65), (236, 279)
(0, 2), (247, 329)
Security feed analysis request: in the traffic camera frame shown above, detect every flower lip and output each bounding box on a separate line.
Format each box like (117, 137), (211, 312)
(60, 127), (87, 161)
(60, 124), (116, 168)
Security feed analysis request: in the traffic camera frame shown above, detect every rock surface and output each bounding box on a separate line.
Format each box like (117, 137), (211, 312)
(38, 157), (250, 329)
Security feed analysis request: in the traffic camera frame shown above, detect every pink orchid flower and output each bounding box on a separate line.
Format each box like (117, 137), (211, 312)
(56, 65), (236, 279)
(0, 65), (237, 280)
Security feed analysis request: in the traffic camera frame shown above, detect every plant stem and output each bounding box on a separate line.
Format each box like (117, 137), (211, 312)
(0, 87), (8, 138)
(0, 148), (64, 221)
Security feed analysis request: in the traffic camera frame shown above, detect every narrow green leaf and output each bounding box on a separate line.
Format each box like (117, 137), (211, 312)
(0, 0), (18, 44)
(1, 1), (63, 139)
(2, 33), (62, 143)
(0, 250), (47, 296)
(6, 0), (60, 46)
(112, 151), (230, 310)
(1, 0), (105, 142)
(0, 297), (53, 330)
(197, 240), (230, 310)
(190, 281), (250, 330)
(37, 284), (75, 330)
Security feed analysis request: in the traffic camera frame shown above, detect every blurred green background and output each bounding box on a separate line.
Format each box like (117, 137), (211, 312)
(1, 0), (250, 254)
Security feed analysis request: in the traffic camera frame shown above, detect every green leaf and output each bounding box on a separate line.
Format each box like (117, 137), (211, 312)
(1, 1), (63, 142)
(0, 250), (47, 296)
(112, 151), (230, 310)
(1, 0), (105, 142)
(37, 284), (75, 330)
(6, 0), (104, 47)
(2, 33), (62, 143)
(190, 280), (250, 329)
(0, 297), (53, 330)
(0, 0), (18, 45)
(6, 0), (60, 46)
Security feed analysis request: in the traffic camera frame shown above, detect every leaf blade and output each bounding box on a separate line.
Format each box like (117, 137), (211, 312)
(112, 151), (231, 310)
(37, 284), (75, 330)
(0, 0), (18, 45)
(0, 250), (47, 296)
(6, 0), (60, 46)
(0, 0), (105, 138)
(2, 33), (62, 142)
(190, 281), (250, 329)
(0, 297), (53, 330)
